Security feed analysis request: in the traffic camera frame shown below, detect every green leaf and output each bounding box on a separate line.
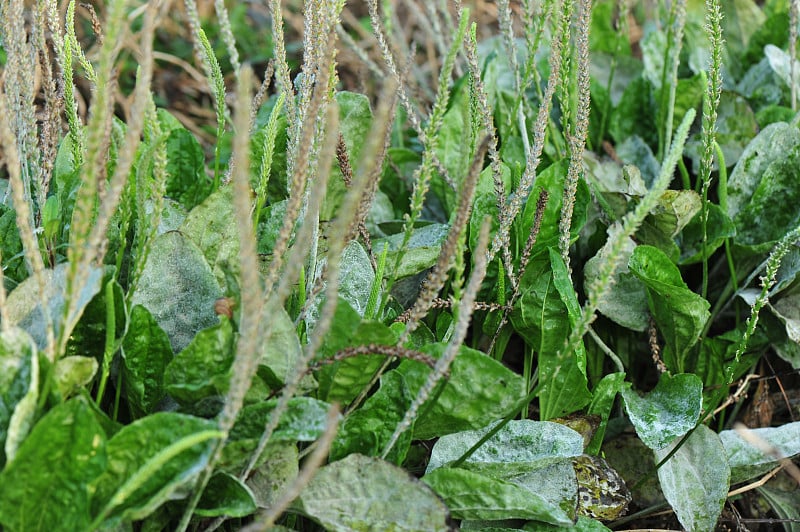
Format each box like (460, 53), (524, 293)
(195, 472), (257, 518)
(164, 128), (213, 210)
(586, 372), (627, 455)
(0, 396), (106, 532)
(511, 253), (591, 419)
(317, 303), (398, 404)
(0, 207), (24, 283)
(91, 413), (220, 524)
(179, 185), (239, 291)
(720, 422), (800, 483)
(231, 397), (333, 443)
(54, 355), (98, 398)
(164, 318), (234, 405)
(64, 276), (126, 361)
(122, 305), (174, 417)
(330, 371), (412, 465)
(514, 160), (591, 256)
(297, 454), (450, 531)
(655, 424), (730, 532)
(620, 373), (703, 451)
(422, 467), (573, 524)
(309, 242), (375, 328)
(523, 516), (612, 531)
(427, 420), (584, 476)
(0, 327), (38, 466)
(6, 262), (104, 350)
(610, 76), (658, 147)
(397, 343), (525, 439)
(130, 231), (223, 352)
(678, 202), (737, 264)
(726, 122), (800, 251)
(628, 245), (710, 372)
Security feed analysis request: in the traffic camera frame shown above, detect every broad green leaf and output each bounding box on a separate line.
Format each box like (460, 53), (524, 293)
(164, 318), (234, 405)
(397, 343), (525, 439)
(550, 249), (586, 370)
(511, 253), (591, 419)
(514, 160), (591, 256)
(64, 277), (126, 361)
(584, 232), (648, 331)
(679, 202), (737, 264)
(316, 302), (398, 404)
(620, 373), (703, 450)
(0, 207), (24, 283)
(0, 396), (106, 532)
(91, 413), (220, 524)
(164, 127), (213, 210)
(628, 245), (710, 372)
(54, 355), (98, 398)
(726, 122), (800, 251)
(640, 27), (666, 90)
(6, 262), (104, 350)
(586, 372), (627, 455)
(195, 472), (257, 518)
(130, 231), (223, 352)
(719, 422), (800, 483)
(231, 397), (333, 443)
(336, 92), (373, 163)
(297, 454), (450, 531)
(0, 327), (38, 466)
(655, 424), (730, 532)
(433, 79), (473, 212)
(375, 223), (450, 279)
(422, 467), (572, 524)
(330, 371), (412, 465)
(122, 305), (174, 417)
(179, 185), (239, 290)
(426, 420), (584, 475)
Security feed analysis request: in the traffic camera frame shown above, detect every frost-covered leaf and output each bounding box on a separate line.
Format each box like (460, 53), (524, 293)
(179, 185), (239, 290)
(375, 223), (449, 279)
(621, 373), (703, 450)
(258, 301), (303, 388)
(297, 454), (450, 531)
(0, 327), (38, 466)
(726, 122), (800, 251)
(427, 420), (584, 475)
(765, 44), (800, 92)
(720, 422), (800, 483)
(6, 262), (103, 350)
(130, 231), (222, 353)
(584, 233), (648, 331)
(655, 424), (730, 532)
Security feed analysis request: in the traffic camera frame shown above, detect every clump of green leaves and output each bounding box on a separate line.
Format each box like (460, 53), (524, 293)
(1, 0), (800, 530)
